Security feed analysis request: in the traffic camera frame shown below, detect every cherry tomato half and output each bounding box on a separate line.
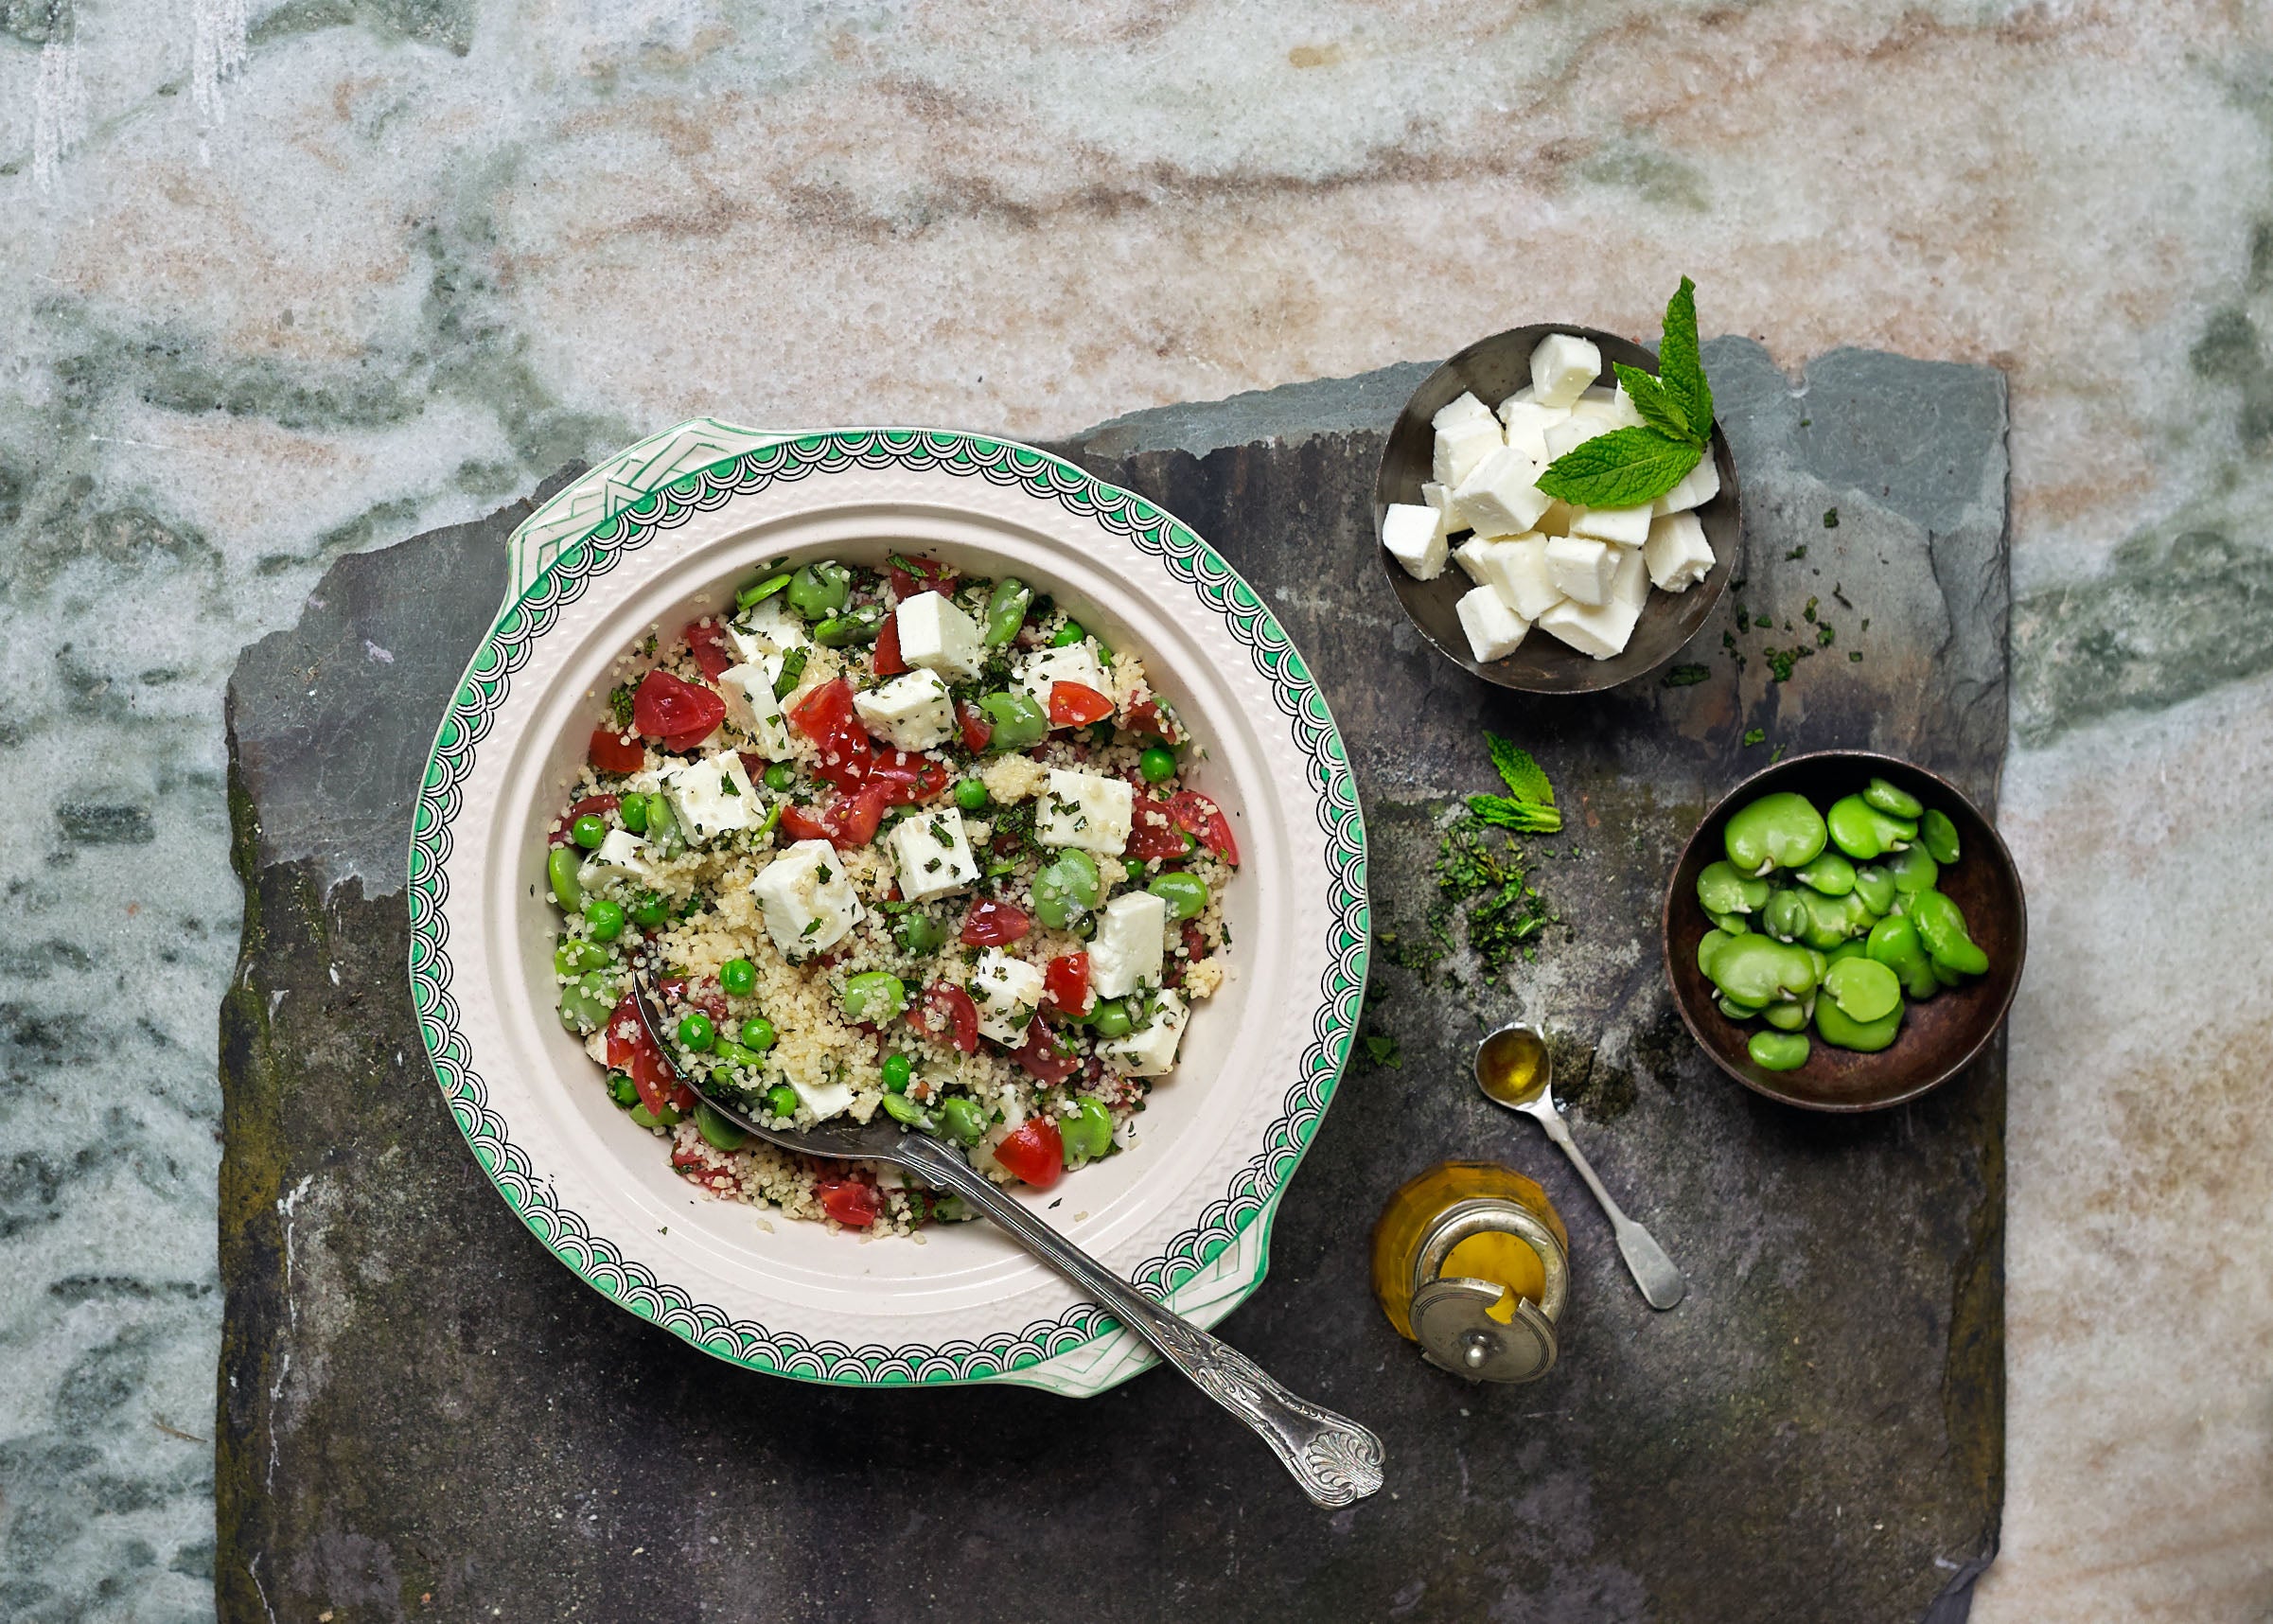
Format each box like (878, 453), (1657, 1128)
(1044, 952), (1092, 1018)
(1125, 795), (1190, 861)
(992, 1116), (1065, 1189)
(957, 698), (994, 752)
(1048, 680), (1116, 729)
(909, 982), (980, 1053)
(869, 750), (948, 805)
(1168, 790), (1240, 866)
(589, 727), (645, 774)
(787, 678), (874, 789)
(815, 1176), (881, 1227)
(872, 614), (908, 677)
(888, 560), (957, 602)
(633, 669), (726, 752)
(960, 899), (1031, 946)
(1010, 1020), (1082, 1086)
(683, 619), (738, 681)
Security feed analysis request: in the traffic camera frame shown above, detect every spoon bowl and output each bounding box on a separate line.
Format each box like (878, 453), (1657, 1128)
(1474, 1024), (1551, 1107)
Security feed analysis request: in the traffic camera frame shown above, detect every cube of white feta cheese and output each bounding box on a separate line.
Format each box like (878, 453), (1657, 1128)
(894, 591), (985, 682)
(1450, 446), (1552, 538)
(788, 1073), (855, 1122)
(1088, 891), (1167, 1000)
(1456, 585), (1530, 662)
(717, 662), (794, 757)
(576, 828), (658, 894)
(1495, 384), (1536, 416)
(1421, 480), (1457, 532)
(1458, 535), (1563, 621)
(854, 667), (955, 752)
(749, 838), (865, 956)
(1036, 768), (1134, 856)
(1537, 592), (1645, 661)
(1099, 990), (1189, 1076)
(1571, 384), (1646, 430)
(969, 948), (1046, 1045)
(728, 595), (810, 662)
(1542, 415), (1612, 462)
(1381, 502), (1449, 581)
(1608, 538), (1651, 612)
(1535, 499), (1578, 538)
(1530, 333), (1602, 409)
(660, 750), (759, 843)
(1652, 453), (1722, 515)
(1431, 392), (1505, 488)
(1568, 503), (1654, 546)
(1017, 643), (1109, 715)
(887, 803), (979, 903)
(1644, 511), (1716, 591)
(1543, 536), (1617, 607)
(1498, 400), (1569, 464)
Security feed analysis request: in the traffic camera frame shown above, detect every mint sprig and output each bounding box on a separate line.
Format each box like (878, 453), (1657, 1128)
(1535, 276), (1715, 511)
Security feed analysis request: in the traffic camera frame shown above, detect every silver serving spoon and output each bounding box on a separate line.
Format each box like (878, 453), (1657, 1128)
(1473, 1023), (1685, 1311)
(628, 976), (1384, 1508)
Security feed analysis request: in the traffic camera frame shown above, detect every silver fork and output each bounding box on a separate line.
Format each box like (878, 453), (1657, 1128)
(628, 977), (1384, 1508)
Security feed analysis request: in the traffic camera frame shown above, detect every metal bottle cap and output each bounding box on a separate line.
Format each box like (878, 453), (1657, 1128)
(1407, 1197), (1568, 1384)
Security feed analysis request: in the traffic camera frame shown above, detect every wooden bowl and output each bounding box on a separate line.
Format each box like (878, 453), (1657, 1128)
(1662, 750), (2027, 1112)
(1373, 323), (1740, 694)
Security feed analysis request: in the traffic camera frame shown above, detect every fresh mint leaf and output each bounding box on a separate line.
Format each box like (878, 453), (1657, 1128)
(1484, 733), (1556, 806)
(1612, 362), (1694, 444)
(1469, 794), (1563, 835)
(1657, 275), (1713, 438)
(1535, 426), (1701, 510)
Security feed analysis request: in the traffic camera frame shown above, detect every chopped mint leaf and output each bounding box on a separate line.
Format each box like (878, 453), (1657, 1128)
(1361, 1033), (1402, 1068)
(1787, 544), (1808, 561)
(1742, 728), (1766, 747)
(1661, 663), (1711, 687)
(1824, 507), (1840, 528)
(1536, 426), (1701, 509)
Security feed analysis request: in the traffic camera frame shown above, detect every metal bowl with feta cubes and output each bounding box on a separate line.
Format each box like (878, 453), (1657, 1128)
(1375, 324), (1740, 693)
(411, 423), (1366, 1395)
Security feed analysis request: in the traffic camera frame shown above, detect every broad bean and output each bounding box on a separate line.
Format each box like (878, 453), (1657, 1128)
(695, 1103), (749, 1151)
(1749, 1031), (1811, 1070)
(1826, 795), (1917, 861)
(1723, 792), (1828, 874)
(1824, 956), (1902, 1023)
(1919, 808), (1961, 865)
(1697, 859), (1771, 916)
(785, 561), (851, 622)
(1761, 999), (1809, 1033)
(1907, 889), (1989, 975)
(1864, 914), (1940, 1000)
(1794, 851), (1857, 897)
(1862, 776), (1924, 819)
(1762, 890), (1809, 943)
(1060, 1098), (1116, 1167)
(1852, 864), (1896, 915)
(1706, 934), (1818, 1007)
(1883, 843), (1939, 893)
(1815, 995), (1902, 1052)
(983, 577), (1031, 645)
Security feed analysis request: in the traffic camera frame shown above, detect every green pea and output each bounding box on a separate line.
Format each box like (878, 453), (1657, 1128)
(1706, 934), (1819, 1006)
(881, 1052), (912, 1093)
(1089, 997), (1134, 1038)
(630, 893), (669, 929)
(978, 690), (1048, 750)
(571, 813), (607, 849)
(1061, 1098), (1115, 1168)
(1826, 795), (1918, 861)
(763, 762), (796, 792)
(720, 958), (757, 997)
(938, 1096), (988, 1145)
(1852, 864), (1896, 916)
(1050, 621), (1086, 647)
(881, 1093), (930, 1128)
(1794, 850), (1857, 897)
(1906, 889), (1989, 976)
(1697, 859), (1771, 916)
(1122, 856), (1148, 883)
(1824, 956), (1902, 1023)
(741, 1016), (777, 1052)
(1148, 872), (1209, 923)
(1748, 1031), (1811, 1070)
(620, 794), (649, 834)
(608, 1072), (639, 1107)
(1865, 914), (1940, 1000)
(1718, 993), (1765, 1021)
(1706, 909), (1751, 936)
(695, 1103), (749, 1152)
(1760, 999), (1810, 1033)
(786, 561), (851, 621)
(1723, 792), (1828, 874)
(895, 912), (946, 955)
(557, 979), (612, 1033)
(1138, 745), (1177, 784)
(841, 970), (907, 1023)
(678, 1013), (715, 1052)
(583, 897), (626, 941)
(983, 577), (1031, 646)
(1862, 776), (1925, 820)
(813, 608), (883, 647)
(764, 1083), (800, 1120)
(1884, 843), (1940, 894)
(547, 846), (584, 911)
(1761, 890), (1809, 943)
(555, 940), (612, 975)
(954, 777), (989, 812)
(1815, 994), (1902, 1052)
(1919, 808), (1961, 865)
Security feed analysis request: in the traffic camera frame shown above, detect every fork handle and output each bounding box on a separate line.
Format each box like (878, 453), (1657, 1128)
(897, 1138), (1385, 1508)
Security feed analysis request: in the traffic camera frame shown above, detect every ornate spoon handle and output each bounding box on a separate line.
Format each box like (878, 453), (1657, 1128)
(899, 1138), (1385, 1508)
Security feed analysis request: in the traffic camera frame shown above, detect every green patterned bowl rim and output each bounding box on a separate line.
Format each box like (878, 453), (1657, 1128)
(408, 425), (1369, 1388)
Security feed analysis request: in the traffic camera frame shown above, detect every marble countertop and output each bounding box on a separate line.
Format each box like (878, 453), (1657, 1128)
(2, 2), (2266, 1619)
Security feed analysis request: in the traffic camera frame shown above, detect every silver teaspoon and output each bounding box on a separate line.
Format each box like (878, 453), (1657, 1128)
(628, 975), (1385, 1507)
(1473, 1023), (1685, 1311)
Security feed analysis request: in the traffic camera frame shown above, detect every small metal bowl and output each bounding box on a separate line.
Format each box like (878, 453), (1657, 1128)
(1374, 323), (1740, 694)
(1662, 750), (2027, 1113)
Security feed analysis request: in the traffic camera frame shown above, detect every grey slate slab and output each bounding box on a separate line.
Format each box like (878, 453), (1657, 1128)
(219, 339), (2006, 1624)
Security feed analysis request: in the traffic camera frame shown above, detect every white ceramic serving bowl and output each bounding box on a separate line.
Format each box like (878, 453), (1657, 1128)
(411, 425), (1366, 1396)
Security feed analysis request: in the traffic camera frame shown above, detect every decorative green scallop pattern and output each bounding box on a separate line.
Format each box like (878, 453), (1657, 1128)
(409, 430), (1368, 1386)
